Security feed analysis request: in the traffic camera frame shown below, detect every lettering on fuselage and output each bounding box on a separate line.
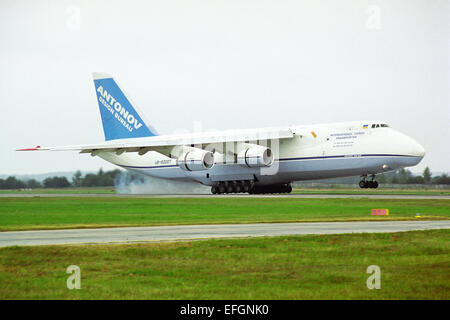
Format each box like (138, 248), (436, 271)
(155, 159), (173, 165)
(330, 131), (366, 148)
(96, 85), (143, 133)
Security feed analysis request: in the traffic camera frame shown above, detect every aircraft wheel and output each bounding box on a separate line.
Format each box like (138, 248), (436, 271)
(373, 181), (379, 189)
(286, 185), (292, 193)
(218, 184), (225, 194)
(359, 180), (366, 188)
(226, 184), (234, 193)
(211, 186), (218, 194)
(234, 183), (242, 193)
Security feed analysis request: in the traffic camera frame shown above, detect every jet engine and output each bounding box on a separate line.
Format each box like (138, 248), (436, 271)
(237, 145), (273, 168)
(178, 148), (215, 171)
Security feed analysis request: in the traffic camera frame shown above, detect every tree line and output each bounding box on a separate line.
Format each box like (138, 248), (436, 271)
(0, 169), (122, 189)
(300, 167), (450, 185)
(376, 167), (450, 185)
(0, 167), (449, 190)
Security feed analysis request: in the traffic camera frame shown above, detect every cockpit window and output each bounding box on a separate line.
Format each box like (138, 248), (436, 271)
(371, 123), (389, 128)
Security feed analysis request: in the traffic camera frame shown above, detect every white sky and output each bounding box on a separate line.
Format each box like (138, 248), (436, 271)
(0, 0), (449, 175)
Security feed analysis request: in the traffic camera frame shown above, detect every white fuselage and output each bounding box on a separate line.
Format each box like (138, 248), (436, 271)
(97, 121), (425, 186)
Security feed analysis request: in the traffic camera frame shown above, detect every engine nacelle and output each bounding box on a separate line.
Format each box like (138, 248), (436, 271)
(237, 146), (273, 168)
(178, 149), (215, 171)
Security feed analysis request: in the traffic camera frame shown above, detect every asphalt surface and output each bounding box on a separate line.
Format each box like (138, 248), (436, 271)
(0, 220), (448, 247)
(0, 193), (449, 199)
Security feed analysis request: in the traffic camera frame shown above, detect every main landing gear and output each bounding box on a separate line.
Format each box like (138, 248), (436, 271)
(211, 180), (253, 194)
(359, 175), (379, 189)
(211, 181), (292, 194)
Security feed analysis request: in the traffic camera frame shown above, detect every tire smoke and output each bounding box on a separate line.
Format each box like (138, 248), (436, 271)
(114, 171), (210, 194)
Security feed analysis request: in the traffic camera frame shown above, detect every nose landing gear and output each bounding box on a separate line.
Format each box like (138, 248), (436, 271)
(359, 175), (379, 189)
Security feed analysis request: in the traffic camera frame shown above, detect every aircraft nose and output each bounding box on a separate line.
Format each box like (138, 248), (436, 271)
(395, 131), (425, 158)
(401, 136), (425, 167)
(410, 139), (425, 157)
(381, 130), (425, 169)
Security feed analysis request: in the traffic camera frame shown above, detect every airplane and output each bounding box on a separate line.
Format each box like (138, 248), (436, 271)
(17, 73), (425, 194)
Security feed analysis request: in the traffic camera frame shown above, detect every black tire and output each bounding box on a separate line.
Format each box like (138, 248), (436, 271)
(218, 185), (225, 194)
(359, 180), (366, 188)
(211, 186), (218, 194)
(226, 185), (234, 193)
(373, 181), (379, 189)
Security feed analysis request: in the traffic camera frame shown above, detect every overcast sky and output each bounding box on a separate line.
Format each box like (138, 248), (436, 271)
(1, 0), (448, 175)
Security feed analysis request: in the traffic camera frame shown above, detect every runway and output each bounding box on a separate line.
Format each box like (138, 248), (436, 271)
(0, 220), (449, 247)
(0, 193), (449, 199)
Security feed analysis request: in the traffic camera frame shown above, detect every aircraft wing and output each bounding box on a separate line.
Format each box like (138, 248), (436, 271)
(17, 127), (295, 158)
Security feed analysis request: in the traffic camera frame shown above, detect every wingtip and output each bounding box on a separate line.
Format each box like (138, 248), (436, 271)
(16, 146), (42, 151)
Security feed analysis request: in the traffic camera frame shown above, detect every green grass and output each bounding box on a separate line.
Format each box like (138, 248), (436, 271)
(0, 230), (448, 299)
(292, 188), (450, 196)
(0, 197), (449, 231)
(0, 187), (449, 195)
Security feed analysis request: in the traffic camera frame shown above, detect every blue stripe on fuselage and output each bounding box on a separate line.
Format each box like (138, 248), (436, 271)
(118, 154), (418, 170)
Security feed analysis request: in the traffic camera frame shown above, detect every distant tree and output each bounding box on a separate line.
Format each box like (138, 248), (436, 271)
(398, 169), (412, 184)
(432, 174), (450, 185)
(26, 179), (42, 189)
(423, 167), (432, 184)
(96, 168), (109, 186)
(407, 176), (425, 184)
(81, 173), (99, 187)
(0, 176), (26, 189)
(72, 170), (83, 187)
(0, 170), (123, 190)
(43, 177), (71, 188)
(101, 169), (121, 186)
(81, 169), (121, 187)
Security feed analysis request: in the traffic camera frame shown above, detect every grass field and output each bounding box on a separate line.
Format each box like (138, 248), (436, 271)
(0, 230), (448, 299)
(292, 188), (450, 196)
(0, 197), (449, 231)
(0, 186), (450, 196)
(0, 187), (449, 196)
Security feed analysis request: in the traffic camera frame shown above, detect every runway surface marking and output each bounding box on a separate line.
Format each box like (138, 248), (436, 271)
(0, 194), (449, 199)
(0, 220), (449, 247)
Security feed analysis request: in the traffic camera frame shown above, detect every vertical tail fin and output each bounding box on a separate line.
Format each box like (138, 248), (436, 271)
(93, 73), (158, 141)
